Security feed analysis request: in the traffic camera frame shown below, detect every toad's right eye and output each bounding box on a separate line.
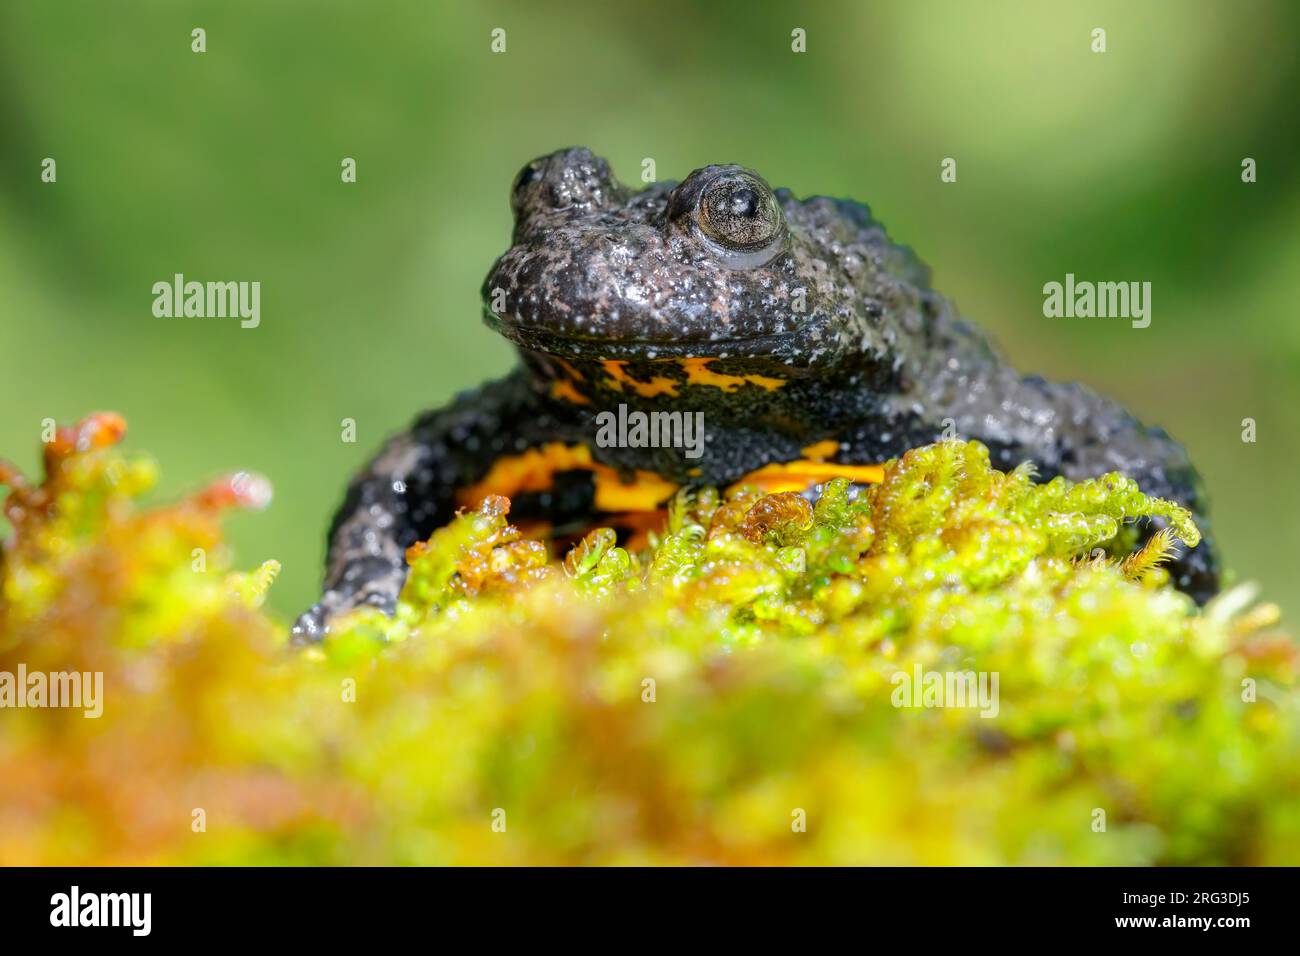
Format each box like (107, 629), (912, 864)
(667, 164), (789, 269)
(697, 173), (784, 254)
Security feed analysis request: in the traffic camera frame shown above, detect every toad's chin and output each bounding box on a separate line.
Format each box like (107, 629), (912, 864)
(483, 308), (840, 364)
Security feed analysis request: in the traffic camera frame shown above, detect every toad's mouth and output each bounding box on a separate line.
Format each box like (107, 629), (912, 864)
(483, 308), (836, 362)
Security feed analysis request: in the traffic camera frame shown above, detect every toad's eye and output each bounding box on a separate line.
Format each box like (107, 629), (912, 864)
(698, 173), (784, 253)
(666, 164), (789, 267)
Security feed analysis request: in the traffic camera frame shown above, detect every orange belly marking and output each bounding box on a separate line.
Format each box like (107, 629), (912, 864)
(678, 357), (786, 392)
(799, 439), (841, 461)
(728, 460), (886, 495)
(457, 444), (885, 529)
(457, 443), (679, 514)
(550, 379), (591, 404)
(600, 360), (680, 398)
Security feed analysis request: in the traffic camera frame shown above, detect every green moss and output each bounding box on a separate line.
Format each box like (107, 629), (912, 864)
(1, 416), (1296, 865)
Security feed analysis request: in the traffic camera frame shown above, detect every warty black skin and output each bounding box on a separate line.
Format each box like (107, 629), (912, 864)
(293, 147), (1218, 641)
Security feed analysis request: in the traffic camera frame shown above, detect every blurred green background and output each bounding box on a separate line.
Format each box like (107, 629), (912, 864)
(2, 0), (1297, 620)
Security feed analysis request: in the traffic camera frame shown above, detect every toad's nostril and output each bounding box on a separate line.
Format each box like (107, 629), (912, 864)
(513, 163), (542, 194)
(511, 147), (624, 221)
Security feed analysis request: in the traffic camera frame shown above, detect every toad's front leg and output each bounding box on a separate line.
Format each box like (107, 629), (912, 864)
(292, 371), (569, 643)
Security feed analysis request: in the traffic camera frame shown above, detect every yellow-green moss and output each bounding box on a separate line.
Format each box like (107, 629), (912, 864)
(1, 415), (1296, 865)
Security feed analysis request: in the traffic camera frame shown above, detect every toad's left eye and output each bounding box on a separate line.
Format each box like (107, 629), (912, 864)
(698, 173), (785, 253)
